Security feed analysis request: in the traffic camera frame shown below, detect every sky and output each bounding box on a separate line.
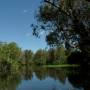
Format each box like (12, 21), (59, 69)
(0, 0), (47, 52)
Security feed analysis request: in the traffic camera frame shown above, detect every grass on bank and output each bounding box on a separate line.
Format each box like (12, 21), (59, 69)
(43, 64), (80, 68)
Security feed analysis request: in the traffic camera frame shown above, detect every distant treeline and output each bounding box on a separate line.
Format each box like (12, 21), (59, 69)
(0, 42), (69, 71)
(0, 42), (87, 72)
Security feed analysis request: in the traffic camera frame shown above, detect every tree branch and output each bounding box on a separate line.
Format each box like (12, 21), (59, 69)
(44, 0), (71, 18)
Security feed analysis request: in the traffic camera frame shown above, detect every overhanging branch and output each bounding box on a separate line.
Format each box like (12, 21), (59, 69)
(44, 0), (71, 18)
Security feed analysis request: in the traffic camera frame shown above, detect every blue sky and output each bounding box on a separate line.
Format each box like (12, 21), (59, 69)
(0, 0), (47, 52)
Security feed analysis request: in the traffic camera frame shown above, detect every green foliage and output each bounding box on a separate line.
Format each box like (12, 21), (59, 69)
(0, 42), (22, 71)
(32, 0), (90, 65)
(7, 42), (21, 61)
(54, 47), (67, 64)
(46, 47), (67, 64)
(33, 49), (47, 65)
(23, 50), (33, 65)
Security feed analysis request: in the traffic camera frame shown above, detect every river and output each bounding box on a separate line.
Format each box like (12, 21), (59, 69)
(0, 66), (89, 90)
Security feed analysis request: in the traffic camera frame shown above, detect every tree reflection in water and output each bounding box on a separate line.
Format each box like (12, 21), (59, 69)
(68, 67), (90, 90)
(0, 66), (89, 90)
(20, 65), (89, 90)
(0, 71), (21, 90)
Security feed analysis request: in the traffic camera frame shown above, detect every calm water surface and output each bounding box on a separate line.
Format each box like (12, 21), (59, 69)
(0, 67), (89, 90)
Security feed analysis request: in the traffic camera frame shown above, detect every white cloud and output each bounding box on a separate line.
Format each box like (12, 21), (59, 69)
(23, 9), (28, 13)
(26, 33), (32, 37)
(23, 9), (33, 14)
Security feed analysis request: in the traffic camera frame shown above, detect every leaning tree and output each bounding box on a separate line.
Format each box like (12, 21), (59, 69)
(32, 0), (90, 64)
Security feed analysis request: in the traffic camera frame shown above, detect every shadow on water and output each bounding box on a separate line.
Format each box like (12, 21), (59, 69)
(67, 51), (90, 90)
(68, 66), (90, 90)
(0, 65), (89, 90)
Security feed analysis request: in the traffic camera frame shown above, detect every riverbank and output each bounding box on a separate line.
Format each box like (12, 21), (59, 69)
(43, 64), (80, 68)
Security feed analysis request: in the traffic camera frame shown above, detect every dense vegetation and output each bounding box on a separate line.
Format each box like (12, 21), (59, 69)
(0, 41), (72, 72)
(0, 42), (22, 72)
(0, 0), (89, 73)
(0, 1), (89, 90)
(32, 0), (90, 66)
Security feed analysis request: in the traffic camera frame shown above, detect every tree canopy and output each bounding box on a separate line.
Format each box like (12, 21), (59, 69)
(32, 0), (90, 64)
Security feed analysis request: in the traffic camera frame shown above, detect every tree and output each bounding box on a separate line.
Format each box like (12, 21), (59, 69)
(47, 48), (55, 64)
(32, 0), (90, 65)
(7, 42), (21, 61)
(54, 47), (67, 64)
(0, 42), (22, 71)
(33, 49), (47, 65)
(23, 50), (33, 65)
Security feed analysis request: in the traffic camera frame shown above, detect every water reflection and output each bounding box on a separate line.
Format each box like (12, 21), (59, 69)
(0, 66), (89, 90)
(0, 71), (21, 90)
(68, 67), (90, 90)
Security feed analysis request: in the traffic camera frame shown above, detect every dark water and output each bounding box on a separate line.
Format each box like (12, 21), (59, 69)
(0, 66), (89, 90)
